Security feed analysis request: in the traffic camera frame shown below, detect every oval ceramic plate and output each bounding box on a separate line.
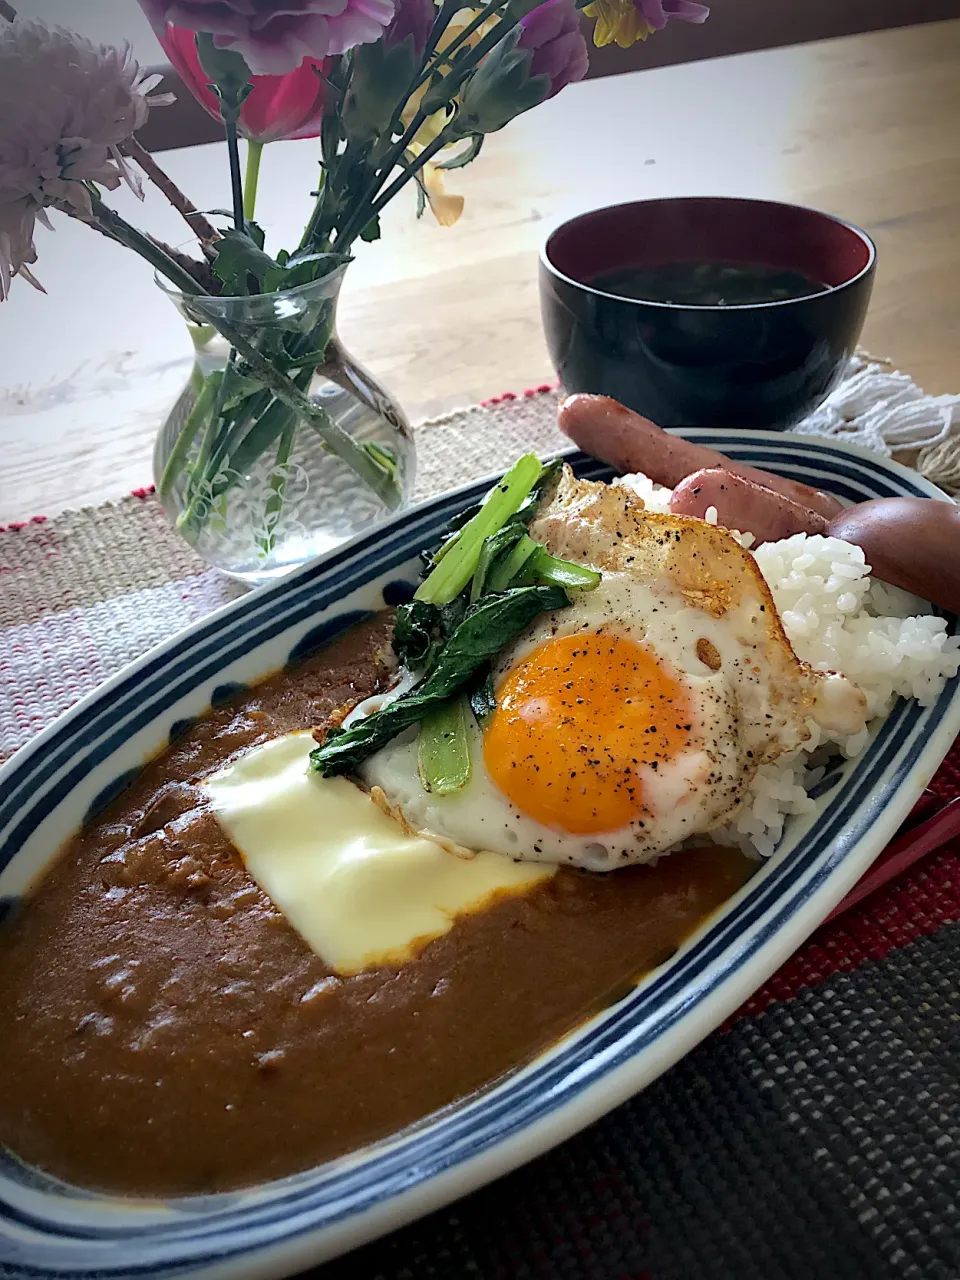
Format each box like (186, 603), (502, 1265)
(1, 435), (958, 1280)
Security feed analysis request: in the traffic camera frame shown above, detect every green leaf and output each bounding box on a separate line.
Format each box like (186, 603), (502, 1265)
(281, 250), (351, 289)
(418, 697), (472, 794)
(435, 134), (484, 171)
(280, 347), (329, 370)
(359, 215), (382, 243)
(342, 36), (419, 140)
(212, 228), (285, 294)
(198, 209), (264, 245)
(415, 453), (543, 606)
(311, 584), (568, 776)
(213, 236), (350, 296)
(194, 32), (253, 113)
(439, 595), (469, 638)
(393, 599), (443, 670)
(221, 368), (263, 411)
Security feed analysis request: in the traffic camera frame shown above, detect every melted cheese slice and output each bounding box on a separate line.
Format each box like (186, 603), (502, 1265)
(204, 732), (553, 975)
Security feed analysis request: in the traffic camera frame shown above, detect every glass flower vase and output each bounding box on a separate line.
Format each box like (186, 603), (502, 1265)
(154, 268), (416, 584)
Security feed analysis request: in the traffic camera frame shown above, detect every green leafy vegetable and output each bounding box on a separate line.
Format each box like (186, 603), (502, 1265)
(515, 457), (562, 523)
(468, 672), (497, 727)
(392, 599), (442, 671)
(470, 522), (526, 603)
(311, 584), (567, 776)
(414, 453), (543, 605)
(418, 697), (472, 794)
(530, 547), (601, 592)
(315, 455), (596, 789)
(487, 533), (539, 592)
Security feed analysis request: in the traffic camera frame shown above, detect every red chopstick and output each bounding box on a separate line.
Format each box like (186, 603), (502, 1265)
(823, 795), (960, 925)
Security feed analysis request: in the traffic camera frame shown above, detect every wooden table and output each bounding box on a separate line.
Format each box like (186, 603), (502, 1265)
(2, 19), (959, 524)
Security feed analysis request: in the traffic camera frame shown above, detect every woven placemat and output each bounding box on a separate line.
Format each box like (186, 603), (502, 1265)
(1, 383), (959, 1279)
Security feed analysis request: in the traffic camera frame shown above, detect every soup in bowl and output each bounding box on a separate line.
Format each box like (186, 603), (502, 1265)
(539, 196), (876, 430)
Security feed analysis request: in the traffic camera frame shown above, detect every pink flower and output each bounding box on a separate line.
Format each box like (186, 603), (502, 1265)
(457, 0), (587, 134)
(157, 24), (327, 142)
(0, 20), (171, 299)
(519, 0), (589, 99)
(139, 0), (396, 76)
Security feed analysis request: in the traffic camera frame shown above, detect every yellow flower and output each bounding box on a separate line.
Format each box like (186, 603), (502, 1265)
(583, 0), (654, 48)
(400, 7), (499, 226)
(419, 162), (465, 227)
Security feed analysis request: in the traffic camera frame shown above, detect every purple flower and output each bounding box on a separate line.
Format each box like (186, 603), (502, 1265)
(636, 0), (709, 29)
(384, 0), (436, 58)
(139, 0), (396, 75)
(518, 0), (589, 99)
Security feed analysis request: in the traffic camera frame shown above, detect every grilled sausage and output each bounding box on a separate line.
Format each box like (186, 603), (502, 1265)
(828, 498), (960, 613)
(558, 394), (844, 521)
(669, 469), (829, 542)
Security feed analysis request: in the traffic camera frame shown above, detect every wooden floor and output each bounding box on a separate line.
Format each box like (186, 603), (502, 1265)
(1, 20), (959, 522)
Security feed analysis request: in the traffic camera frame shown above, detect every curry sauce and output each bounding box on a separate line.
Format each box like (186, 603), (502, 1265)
(0, 616), (755, 1196)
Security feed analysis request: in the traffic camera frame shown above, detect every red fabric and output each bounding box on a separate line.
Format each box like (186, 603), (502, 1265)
(481, 383), (558, 407)
(0, 515), (46, 533)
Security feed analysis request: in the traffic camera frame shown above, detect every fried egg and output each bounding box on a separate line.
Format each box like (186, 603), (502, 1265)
(361, 469), (867, 871)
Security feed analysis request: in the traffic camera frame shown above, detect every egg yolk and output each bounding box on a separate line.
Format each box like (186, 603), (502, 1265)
(483, 631), (693, 835)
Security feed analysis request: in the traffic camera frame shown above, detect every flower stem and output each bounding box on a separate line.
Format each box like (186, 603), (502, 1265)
(243, 139), (263, 222)
(335, 13), (517, 249)
(338, 109), (430, 245)
(417, 0), (504, 86)
(367, 125), (458, 222)
(121, 138), (220, 248)
(224, 116), (246, 231)
(88, 194), (208, 296)
(158, 370), (221, 499)
(195, 359), (234, 477)
(421, 16), (522, 110)
(87, 199), (398, 508)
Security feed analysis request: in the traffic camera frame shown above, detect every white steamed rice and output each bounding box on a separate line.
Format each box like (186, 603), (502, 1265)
(618, 471), (960, 858)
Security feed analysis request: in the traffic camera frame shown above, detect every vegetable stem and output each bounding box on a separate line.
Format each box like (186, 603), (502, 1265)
(418, 697), (472, 794)
(531, 547), (601, 592)
(158, 370), (221, 499)
(415, 454), (542, 605)
(487, 533), (538, 592)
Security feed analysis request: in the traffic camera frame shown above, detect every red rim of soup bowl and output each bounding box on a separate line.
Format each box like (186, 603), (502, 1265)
(541, 196), (877, 311)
